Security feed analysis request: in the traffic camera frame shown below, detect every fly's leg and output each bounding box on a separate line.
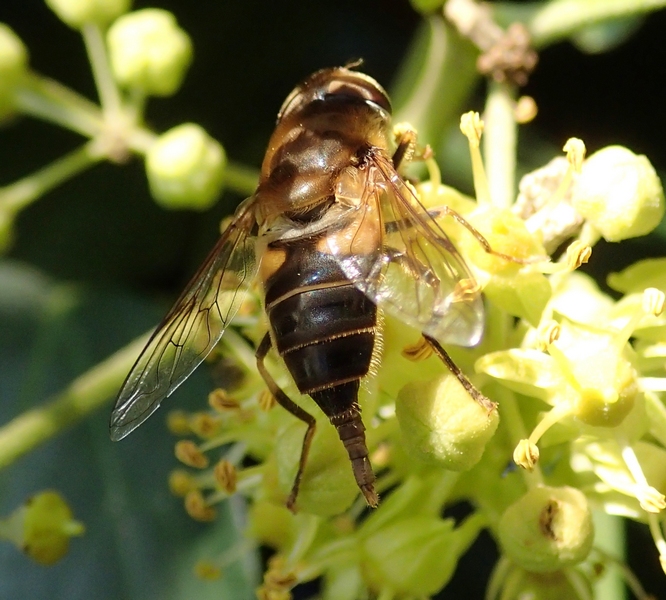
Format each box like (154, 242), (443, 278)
(393, 127), (539, 266)
(256, 332), (316, 513)
(392, 126), (418, 170)
(422, 334), (497, 412)
(425, 205), (538, 265)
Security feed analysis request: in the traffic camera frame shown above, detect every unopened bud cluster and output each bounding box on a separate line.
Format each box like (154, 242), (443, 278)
(1, 3), (226, 220)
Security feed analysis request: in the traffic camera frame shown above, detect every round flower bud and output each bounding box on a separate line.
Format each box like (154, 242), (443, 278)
(45, 0), (131, 28)
(362, 516), (456, 596)
(247, 500), (295, 550)
(396, 372), (499, 470)
(3, 491), (85, 565)
(275, 418), (359, 516)
(503, 568), (592, 600)
(107, 9), (192, 96)
(0, 23), (29, 121)
(498, 486), (593, 573)
(145, 123), (225, 210)
(483, 270), (551, 327)
(573, 146), (665, 242)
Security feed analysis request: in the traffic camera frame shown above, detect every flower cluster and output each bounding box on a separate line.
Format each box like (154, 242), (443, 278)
(1, 0), (229, 254)
(165, 115), (665, 598)
(2, 1), (665, 597)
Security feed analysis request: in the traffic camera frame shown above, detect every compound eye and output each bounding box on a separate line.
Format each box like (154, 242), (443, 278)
(278, 86), (307, 121)
(325, 74), (391, 115)
(277, 68), (392, 122)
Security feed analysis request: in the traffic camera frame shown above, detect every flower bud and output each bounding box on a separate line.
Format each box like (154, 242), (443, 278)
(0, 23), (29, 121)
(484, 270), (551, 327)
(550, 323), (642, 429)
(573, 146), (665, 242)
(247, 500), (295, 550)
(107, 9), (192, 96)
(396, 372), (499, 470)
(498, 486), (593, 573)
(1, 491), (85, 566)
(145, 123), (225, 210)
(275, 417), (359, 516)
(45, 0), (131, 28)
(501, 568), (592, 600)
(362, 516), (456, 596)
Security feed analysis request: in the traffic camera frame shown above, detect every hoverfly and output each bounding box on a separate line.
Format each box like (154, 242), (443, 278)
(110, 66), (491, 511)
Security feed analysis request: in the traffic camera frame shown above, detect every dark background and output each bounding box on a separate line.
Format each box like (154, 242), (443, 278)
(1, 0), (664, 598)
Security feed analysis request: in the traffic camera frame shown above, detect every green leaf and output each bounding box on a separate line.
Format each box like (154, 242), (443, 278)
(0, 260), (256, 599)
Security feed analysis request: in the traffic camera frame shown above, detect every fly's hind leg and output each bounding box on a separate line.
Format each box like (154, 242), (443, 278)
(256, 332), (316, 513)
(408, 334), (497, 413)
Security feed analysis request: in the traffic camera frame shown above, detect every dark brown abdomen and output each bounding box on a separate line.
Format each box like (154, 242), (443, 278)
(263, 242), (379, 505)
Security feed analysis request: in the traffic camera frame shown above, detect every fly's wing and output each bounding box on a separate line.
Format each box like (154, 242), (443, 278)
(110, 200), (257, 441)
(328, 154), (483, 347)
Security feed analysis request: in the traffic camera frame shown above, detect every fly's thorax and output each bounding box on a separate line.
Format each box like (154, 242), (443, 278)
(319, 167), (383, 259)
(255, 125), (352, 222)
(255, 80), (392, 224)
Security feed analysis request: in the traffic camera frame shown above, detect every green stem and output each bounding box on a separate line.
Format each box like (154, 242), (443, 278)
(485, 556), (512, 600)
(454, 511), (489, 556)
(81, 22), (123, 119)
(0, 334), (149, 470)
(14, 72), (104, 138)
(125, 125), (157, 155)
(224, 161), (260, 197)
(286, 513), (320, 568)
(495, 0), (666, 48)
(304, 537), (357, 575)
(493, 385), (544, 487)
(645, 391), (666, 448)
(125, 87), (147, 125)
(0, 140), (105, 214)
(591, 512), (625, 600)
(392, 15), (479, 150)
(485, 298), (509, 351)
(483, 81), (517, 208)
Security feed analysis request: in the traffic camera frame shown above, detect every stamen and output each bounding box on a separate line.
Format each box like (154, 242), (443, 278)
(184, 490), (216, 521)
(460, 111), (492, 205)
(175, 439), (209, 468)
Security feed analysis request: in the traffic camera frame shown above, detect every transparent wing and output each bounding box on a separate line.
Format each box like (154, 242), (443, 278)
(110, 199), (257, 441)
(328, 153), (483, 347)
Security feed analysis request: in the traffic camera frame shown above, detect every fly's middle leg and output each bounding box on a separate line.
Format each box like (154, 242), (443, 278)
(255, 332), (316, 513)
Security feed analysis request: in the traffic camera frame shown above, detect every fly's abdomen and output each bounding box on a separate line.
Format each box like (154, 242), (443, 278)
(264, 245), (376, 395)
(263, 243), (379, 506)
